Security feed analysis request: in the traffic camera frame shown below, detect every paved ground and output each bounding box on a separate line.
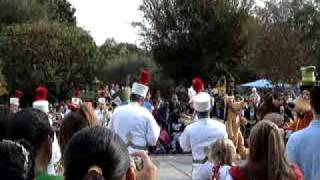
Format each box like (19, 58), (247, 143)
(152, 154), (192, 180)
(152, 154), (247, 180)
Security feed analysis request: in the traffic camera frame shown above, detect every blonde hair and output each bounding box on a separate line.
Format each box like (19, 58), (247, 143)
(78, 104), (99, 126)
(209, 139), (236, 165)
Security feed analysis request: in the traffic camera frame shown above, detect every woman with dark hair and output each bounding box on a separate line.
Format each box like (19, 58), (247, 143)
(64, 127), (158, 180)
(56, 104), (99, 174)
(0, 139), (35, 180)
(226, 121), (303, 180)
(256, 93), (282, 121)
(6, 108), (62, 180)
(59, 103), (99, 155)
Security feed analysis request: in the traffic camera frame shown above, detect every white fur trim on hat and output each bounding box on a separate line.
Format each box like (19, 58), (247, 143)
(33, 100), (49, 114)
(10, 98), (19, 106)
(72, 98), (82, 105)
(193, 92), (211, 112)
(98, 97), (106, 104)
(132, 82), (149, 98)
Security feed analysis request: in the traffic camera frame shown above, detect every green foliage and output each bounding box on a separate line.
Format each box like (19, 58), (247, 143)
(252, 24), (305, 83)
(0, 0), (46, 26)
(99, 53), (155, 83)
(97, 40), (174, 91)
(99, 38), (144, 60)
(250, 0), (320, 83)
(0, 0), (76, 26)
(0, 21), (98, 101)
(136, 0), (254, 82)
(39, 0), (76, 24)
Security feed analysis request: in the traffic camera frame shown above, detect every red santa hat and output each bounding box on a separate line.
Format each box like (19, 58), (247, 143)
(132, 69), (151, 98)
(33, 86), (49, 113)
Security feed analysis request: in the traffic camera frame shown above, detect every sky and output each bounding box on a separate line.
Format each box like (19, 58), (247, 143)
(68, 0), (264, 46)
(68, 0), (143, 46)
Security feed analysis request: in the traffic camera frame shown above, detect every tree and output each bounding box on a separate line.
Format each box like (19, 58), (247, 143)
(0, 0), (76, 27)
(250, 0), (317, 83)
(0, 0), (46, 26)
(289, 0), (320, 66)
(0, 21), (99, 102)
(135, 0), (255, 82)
(99, 38), (144, 60)
(97, 39), (173, 91)
(252, 24), (305, 83)
(39, 0), (76, 24)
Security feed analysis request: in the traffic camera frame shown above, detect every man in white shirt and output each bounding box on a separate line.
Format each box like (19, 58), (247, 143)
(108, 70), (160, 152)
(180, 92), (228, 180)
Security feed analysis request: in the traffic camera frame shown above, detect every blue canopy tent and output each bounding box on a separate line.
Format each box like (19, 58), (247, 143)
(240, 79), (273, 88)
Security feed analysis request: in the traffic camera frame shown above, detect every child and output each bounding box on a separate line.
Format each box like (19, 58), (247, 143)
(197, 139), (236, 180)
(210, 139), (236, 180)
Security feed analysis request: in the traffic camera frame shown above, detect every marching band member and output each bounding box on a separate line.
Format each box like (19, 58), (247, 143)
(33, 86), (50, 118)
(189, 77), (206, 103)
(32, 85), (61, 176)
(189, 77), (208, 120)
(95, 90), (108, 126)
(108, 70), (160, 153)
(180, 92), (228, 180)
(67, 88), (82, 113)
(9, 90), (23, 113)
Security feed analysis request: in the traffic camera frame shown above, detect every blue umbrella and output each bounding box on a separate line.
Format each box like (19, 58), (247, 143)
(240, 79), (273, 88)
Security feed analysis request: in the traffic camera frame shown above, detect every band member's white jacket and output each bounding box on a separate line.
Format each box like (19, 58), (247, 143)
(108, 102), (160, 152)
(180, 118), (227, 180)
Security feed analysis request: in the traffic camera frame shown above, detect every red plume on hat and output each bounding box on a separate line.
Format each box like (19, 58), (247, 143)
(67, 104), (79, 112)
(15, 90), (24, 98)
(35, 86), (48, 100)
(140, 69), (151, 85)
(74, 88), (81, 98)
(192, 77), (205, 93)
(100, 90), (106, 98)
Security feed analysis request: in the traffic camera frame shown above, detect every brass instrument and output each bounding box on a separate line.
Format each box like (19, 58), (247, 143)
(105, 102), (114, 112)
(101, 103), (113, 127)
(179, 113), (192, 126)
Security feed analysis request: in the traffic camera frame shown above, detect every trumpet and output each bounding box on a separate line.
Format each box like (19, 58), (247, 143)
(179, 113), (192, 126)
(105, 103), (114, 112)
